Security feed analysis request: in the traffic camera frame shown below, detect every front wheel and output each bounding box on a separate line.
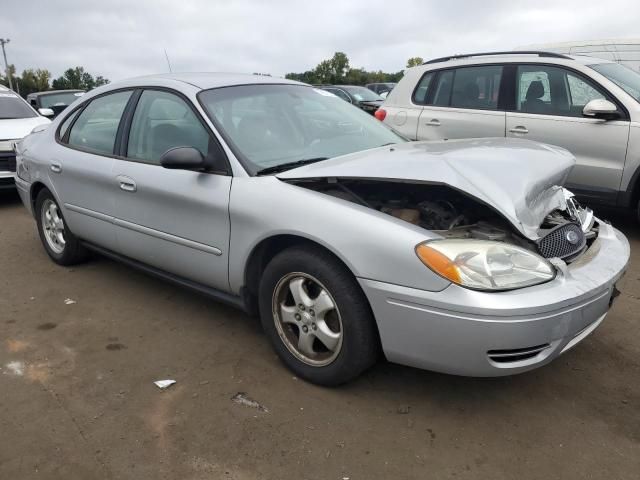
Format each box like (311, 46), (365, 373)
(35, 189), (87, 265)
(259, 245), (379, 386)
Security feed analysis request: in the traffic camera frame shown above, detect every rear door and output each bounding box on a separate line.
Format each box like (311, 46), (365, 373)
(505, 64), (630, 205)
(111, 88), (232, 291)
(416, 65), (506, 141)
(52, 90), (133, 248)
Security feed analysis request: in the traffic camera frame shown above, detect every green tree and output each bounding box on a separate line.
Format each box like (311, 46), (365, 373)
(285, 52), (404, 86)
(17, 68), (51, 97)
(406, 57), (424, 68)
(52, 66), (109, 91)
(0, 64), (16, 89)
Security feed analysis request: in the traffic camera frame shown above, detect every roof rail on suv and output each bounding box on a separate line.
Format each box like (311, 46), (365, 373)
(422, 50), (572, 65)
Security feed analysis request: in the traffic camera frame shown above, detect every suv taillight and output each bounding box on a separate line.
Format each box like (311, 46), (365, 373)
(374, 108), (387, 121)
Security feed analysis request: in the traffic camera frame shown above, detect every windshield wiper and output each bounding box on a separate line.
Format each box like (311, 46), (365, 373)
(256, 157), (328, 176)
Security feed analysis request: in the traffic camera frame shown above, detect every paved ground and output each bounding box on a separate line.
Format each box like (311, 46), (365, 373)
(0, 190), (638, 480)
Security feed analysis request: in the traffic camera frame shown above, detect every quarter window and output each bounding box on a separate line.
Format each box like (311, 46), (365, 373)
(412, 72), (434, 104)
(126, 90), (211, 165)
(516, 65), (609, 117)
(67, 91), (132, 155)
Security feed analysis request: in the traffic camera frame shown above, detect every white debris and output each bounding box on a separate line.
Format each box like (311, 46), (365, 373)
(5, 361), (25, 376)
(231, 392), (268, 412)
(64, 298), (77, 305)
(154, 379), (176, 389)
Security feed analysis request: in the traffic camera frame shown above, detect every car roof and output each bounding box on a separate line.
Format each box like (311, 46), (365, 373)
(108, 72), (303, 90)
(27, 89), (85, 98)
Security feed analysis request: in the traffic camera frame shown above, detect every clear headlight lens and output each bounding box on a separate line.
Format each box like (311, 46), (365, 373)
(416, 239), (555, 291)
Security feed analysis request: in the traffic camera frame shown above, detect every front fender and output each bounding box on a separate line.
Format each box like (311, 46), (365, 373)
(227, 177), (451, 294)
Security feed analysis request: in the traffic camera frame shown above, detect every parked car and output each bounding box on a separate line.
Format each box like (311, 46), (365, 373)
(14, 74), (629, 385)
(366, 82), (397, 96)
(317, 85), (383, 114)
(27, 89), (85, 118)
(378, 50), (640, 218)
(0, 85), (50, 190)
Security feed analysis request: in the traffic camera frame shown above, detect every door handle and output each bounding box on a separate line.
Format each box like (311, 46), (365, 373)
(50, 162), (62, 174)
(116, 175), (137, 192)
(426, 119), (441, 126)
(509, 126), (529, 134)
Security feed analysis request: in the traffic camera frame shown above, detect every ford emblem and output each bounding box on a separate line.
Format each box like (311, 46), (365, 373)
(565, 230), (579, 245)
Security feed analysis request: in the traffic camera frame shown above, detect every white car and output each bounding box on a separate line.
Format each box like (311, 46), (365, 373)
(378, 51), (640, 219)
(1, 86), (51, 190)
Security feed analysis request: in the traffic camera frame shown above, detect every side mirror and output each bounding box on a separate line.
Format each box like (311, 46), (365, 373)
(38, 108), (55, 117)
(160, 147), (206, 170)
(583, 99), (619, 119)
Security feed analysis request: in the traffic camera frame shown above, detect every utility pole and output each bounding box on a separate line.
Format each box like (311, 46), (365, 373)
(0, 38), (13, 91)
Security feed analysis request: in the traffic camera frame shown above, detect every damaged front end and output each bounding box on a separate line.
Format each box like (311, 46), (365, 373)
(285, 177), (598, 269)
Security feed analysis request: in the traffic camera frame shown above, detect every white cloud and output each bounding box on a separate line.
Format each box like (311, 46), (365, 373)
(0, 0), (638, 82)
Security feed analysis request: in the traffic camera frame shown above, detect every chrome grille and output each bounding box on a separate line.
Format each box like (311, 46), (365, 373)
(537, 222), (586, 260)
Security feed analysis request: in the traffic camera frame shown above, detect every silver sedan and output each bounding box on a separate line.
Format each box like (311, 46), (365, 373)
(14, 74), (629, 385)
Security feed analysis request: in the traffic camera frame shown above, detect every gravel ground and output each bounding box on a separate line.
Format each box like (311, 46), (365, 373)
(1, 190), (638, 480)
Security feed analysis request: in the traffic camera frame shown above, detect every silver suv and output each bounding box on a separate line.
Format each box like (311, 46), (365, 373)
(380, 51), (640, 218)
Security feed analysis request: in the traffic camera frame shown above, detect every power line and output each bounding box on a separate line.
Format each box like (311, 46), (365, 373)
(0, 38), (13, 91)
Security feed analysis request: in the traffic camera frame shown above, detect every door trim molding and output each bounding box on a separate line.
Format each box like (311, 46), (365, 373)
(113, 217), (223, 255)
(64, 202), (223, 256)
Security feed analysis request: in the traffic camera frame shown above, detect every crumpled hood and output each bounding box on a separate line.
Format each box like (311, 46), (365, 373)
(277, 138), (576, 240)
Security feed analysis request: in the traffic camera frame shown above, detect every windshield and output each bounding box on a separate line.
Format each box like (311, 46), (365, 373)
(590, 63), (640, 102)
(198, 84), (404, 174)
(0, 93), (37, 119)
(39, 91), (84, 108)
(341, 86), (383, 102)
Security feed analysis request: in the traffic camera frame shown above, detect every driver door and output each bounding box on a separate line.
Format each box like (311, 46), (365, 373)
(112, 88), (232, 291)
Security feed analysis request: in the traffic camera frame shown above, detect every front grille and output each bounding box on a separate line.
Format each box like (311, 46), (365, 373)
(0, 152), (16, 173)
(487, 344), (551, 363)
(537, 222), (586, 261)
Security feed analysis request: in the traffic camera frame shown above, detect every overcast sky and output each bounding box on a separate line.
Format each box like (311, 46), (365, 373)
(1, 0), (639, 82)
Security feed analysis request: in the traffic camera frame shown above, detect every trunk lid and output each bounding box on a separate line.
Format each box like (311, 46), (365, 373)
(277, 138), (575, 240)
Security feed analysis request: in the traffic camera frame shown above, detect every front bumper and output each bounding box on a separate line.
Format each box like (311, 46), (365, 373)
(359, 221), (629, 376)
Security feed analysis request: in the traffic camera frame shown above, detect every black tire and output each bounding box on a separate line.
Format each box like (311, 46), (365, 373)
(35, 188), (88, 266)
(259, 245), (380, 386)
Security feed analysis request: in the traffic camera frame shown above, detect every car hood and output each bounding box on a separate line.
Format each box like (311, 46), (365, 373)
(277, 138), (575, 240)
(0, 116), (50, 141)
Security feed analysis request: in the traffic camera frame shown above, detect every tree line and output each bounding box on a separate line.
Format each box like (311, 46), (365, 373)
(285, 52), (424, 85)
(0, 65), (109, 98)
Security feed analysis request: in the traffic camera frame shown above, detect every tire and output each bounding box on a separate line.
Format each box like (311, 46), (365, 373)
(259, 245), (380, 386)
(35, 188), (88, 266)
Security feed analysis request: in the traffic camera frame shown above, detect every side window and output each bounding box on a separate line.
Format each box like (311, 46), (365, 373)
(67, 91), (132, 155)
(58, 109), (81, 140)
(450, 65), (503, 110)
(412, 72), (434, 104)
(127, 90), (210, 165)
(432, 70), (454, 106)
(331, 89), (351, 103)
(516, 65), (608, 117)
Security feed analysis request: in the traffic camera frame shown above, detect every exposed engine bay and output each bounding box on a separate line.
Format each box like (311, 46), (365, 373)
(290, 178), (598, 263)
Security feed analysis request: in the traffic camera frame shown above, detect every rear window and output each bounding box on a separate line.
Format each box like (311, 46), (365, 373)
(0, 93), (37, 119)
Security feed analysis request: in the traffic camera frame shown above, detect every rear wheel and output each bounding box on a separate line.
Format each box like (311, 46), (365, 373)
(259, 245), (379, 386)
(35, 189), (87, 265)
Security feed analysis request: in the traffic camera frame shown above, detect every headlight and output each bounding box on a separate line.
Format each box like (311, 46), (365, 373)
(416, 239), (555, 291)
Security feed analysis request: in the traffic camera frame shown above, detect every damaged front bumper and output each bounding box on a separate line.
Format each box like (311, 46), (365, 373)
(359, 221), (629, 377)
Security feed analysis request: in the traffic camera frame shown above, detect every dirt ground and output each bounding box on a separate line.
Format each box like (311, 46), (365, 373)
(0, 190), (638, 480)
